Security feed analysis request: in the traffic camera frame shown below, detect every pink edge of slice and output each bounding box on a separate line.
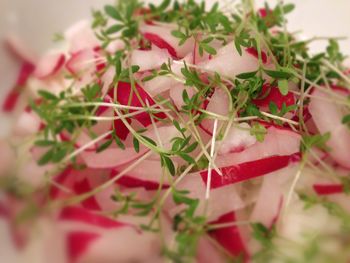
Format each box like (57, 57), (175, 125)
(59, 206), (126, 229)
(209, 212), (249, 262)
(73, 179), (101, 211)
(67, 231), (100, 263)
(81, 147), (149, 169)
(200, 153), (300, 189)
(143, 32), (178, 58)
(313, 184), (344, 195)
(33, 53), (66, 79)
(2, 61), (35, 112)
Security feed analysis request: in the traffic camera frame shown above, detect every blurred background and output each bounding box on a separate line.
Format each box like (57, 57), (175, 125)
(0, 0), (350, 261)
(0, 0), (350, 98)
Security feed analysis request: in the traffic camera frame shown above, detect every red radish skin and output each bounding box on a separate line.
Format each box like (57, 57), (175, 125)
(200, 153), (300, 189)
(67, 231), (99, 263)
(313, 184), (344, 195)
(245, 47), (268, 64)
(2, 62), (35, 112)
(143, 32), (178, 58)
(73, 179), (101, 211)
(112, 81), (166, 127)
(253, 84), (295, 110)
(209, 212), (249, 262)
(59, 206), (126, 229)
(50, 167), (73, 199)
(33, 53), (65, 79)
(114, 175), (170, 190)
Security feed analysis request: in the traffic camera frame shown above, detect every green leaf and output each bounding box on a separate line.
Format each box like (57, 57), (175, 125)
(236, 71), (258, 80)
(35, 140), (56, 147)
(201, 37), (213, 44)
(158, 0), (171, 11)
(97, 139), (113, 153)
(133, 136), (140, 153)
(162, 155), (175, 176)
(131, 65), (140, 73)
(264, 69), (291, 79)
(302, 133), (331, 152)
(141, 135), (157, 146)
(52, 148), (67, 163)
(201, 43), (217, 55)
(38, 149), (54, 166)
(178, 153), (195, 164)
(234, 39), (243, 56)
(38, 90), (58, 101)
(104, 5), (123, 21)
(342, 114), (350, 126)
(183, 142), (198, 153)
(171, 30), (187, 39)
(106, 24), (124, 34)
(277, 79), (289, 95)
(250, 123), (267, 142)
(283, 3), (295, 14)
(269, 102), (279, 115)
(113, 134), (125, 150)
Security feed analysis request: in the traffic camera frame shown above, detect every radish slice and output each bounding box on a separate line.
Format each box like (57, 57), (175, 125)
(33, 52), (65, 79)
(209, 212), (250, 261)
(309, 89), (350, 169)
(112, 159), (170, 190)
(140, 24), (195, 58)
(170, 84), (196, 110)
(111, 81), (166, 127)
(76, 226), (161, 263)
(64, 20), (100, 53)
(168, 175), (245, 222)
(199, 42), (260, 77)
(200, 88), (230, 134)
(81, 146), (148, 169)
(217, 123), (257, 155)
(196, 236), (227, 263)
(253, 83), (295, 109)
(73, 179), (101, 211)
(200, 153), (300, 189)
(216, 126), (301, 168)
(313, 184), (344, 195)
(130, 48), (171, 72)
(66, 49), (96, 76)
(13, 111), (41, 136)
(250, 166), (297, 227)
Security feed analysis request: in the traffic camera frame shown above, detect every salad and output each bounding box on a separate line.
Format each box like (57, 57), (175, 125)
(1, 0), (350, 262)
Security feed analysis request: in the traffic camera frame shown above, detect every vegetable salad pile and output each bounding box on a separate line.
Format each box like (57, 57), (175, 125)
(1, 0), (350, 262)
